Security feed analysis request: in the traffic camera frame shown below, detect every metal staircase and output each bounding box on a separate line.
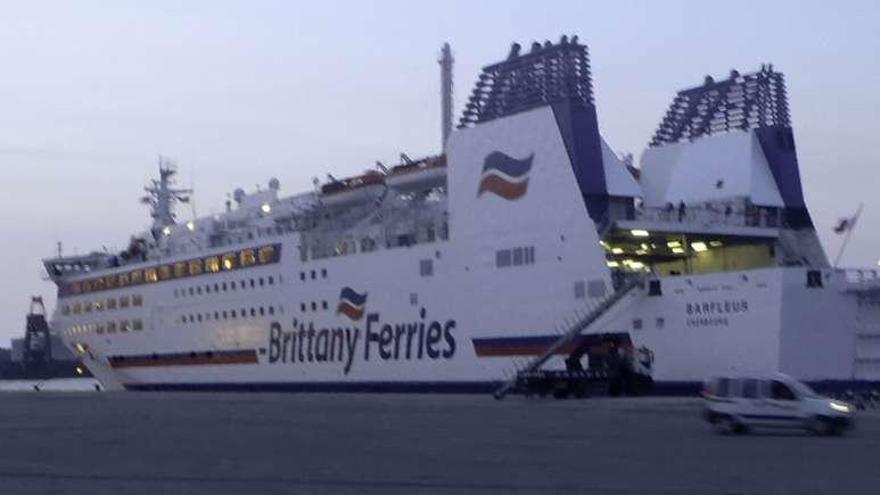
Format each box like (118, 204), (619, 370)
(493, 275), (646, 399)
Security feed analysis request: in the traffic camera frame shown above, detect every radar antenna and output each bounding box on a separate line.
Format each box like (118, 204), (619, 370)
(140, 155), (193, 232)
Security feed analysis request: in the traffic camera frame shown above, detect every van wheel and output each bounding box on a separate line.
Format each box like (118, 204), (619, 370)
(806, 416), (834, 436)
(714, 416), (744, 435)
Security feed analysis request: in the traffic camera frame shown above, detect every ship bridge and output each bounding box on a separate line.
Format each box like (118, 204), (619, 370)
(598, 65), (828, 278)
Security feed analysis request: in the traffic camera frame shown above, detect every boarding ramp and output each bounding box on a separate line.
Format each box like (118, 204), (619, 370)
(493, 275), (646, 399)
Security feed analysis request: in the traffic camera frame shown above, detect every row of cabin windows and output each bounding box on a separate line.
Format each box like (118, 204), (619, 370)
(65, 244), (279, 296)
(495, 246), (536, 268)
(65, 319), (143, 336)
(181, 305), (278, 324)
(301, 301), (329, 312)
(62, 294), (143, 315)
(174, 275), (280, 298)
(300, 268), (328, 281)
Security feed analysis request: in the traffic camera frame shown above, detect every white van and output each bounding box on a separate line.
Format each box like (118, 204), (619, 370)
(702, 374), (854, 435)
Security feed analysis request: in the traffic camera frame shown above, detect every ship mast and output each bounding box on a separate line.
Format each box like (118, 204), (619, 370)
(439, 42), (454, 151)
(141, 156), (192, 233)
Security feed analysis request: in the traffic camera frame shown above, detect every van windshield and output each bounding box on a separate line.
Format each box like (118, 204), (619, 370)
(790, 380), (819, 398)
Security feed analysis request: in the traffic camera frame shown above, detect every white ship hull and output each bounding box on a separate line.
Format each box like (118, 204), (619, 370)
(46, 41), (880, 392)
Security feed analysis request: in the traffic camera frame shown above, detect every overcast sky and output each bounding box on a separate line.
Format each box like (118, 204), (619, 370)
(1, 0), (878, 343)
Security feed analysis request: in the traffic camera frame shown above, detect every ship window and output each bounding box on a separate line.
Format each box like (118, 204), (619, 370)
(205, 256), (221, 273)
(159, 265), (173, 280)
(258, 245), (275, 264)
(311, 270), (316, 280)
(259, 277), (265, 287)
(119, 296), (130, 308)
(310, 302), (316, 311)
(94, 301), (104, 312)
(73, 302), (82, 314)
(107, 322), (117, 333)
(321, 301), (327, 310)
(94, 278), (107, 290)
(214, 283), (219, 292)
(188, 287), (194, 296)
(269, 306), (275, 315)
(206, 285), (212, 294)
(222, 311), (227, 319)
(249, 279), (255, 288)
(588, 280), (607, 299)
(132, 270), (145, 285)
(300, 272), (305, 281)
(119, 320), (130, 332)
(240, 249), (257, 267)
(132, 294), (143, 306)
(300, 303), (306, 312)
(260, 307), (266, 316)
(574, 281), (585, 299)
(496, 249), (511, 268)
(197, 314), (203, 322)
(105, 276), (117, 289)
(116, 273), (129, 287)
(133, 319), (143, 331)
(96, 323), (105, 334)
(84, 302), (92, 313)
(321, 268), (327, 278)
(513, 247), (524, 266)
(62, 305), (71, 315)
(633, 318), (643, 331)
(145, 268), (159, 283)
(268, 276), (274, 285)
(656, 317), (665, 329)
(196, 287), (202, 295)
(189, 259), (203, 276)
(222, 282), (228, 291)
(174, 262), (188, 278)
(252, 308), (257, 317)
(410, 293), (418, 306)
(420, 259), (433, 277)
(240, 280), (246, 289)
(231, 310), (237, 319)
(222, 253), (237, 270)
(82, 280), (93, 292)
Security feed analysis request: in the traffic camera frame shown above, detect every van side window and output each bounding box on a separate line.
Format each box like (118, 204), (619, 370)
(742, 379), (760, 399)
(716, 378), (730, 397)
(771, 381), (796, 401)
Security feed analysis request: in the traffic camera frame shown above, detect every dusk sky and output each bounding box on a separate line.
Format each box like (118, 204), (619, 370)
(1, 0), (878, 343)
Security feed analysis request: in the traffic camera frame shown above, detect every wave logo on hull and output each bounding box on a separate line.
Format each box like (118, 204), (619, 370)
(477, 151), (534, 200)
(337, 287), (367, 321)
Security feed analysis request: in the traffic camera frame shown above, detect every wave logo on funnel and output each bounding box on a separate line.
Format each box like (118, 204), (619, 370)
(337, 287), (367, 321)
(477, 151), (534, 200)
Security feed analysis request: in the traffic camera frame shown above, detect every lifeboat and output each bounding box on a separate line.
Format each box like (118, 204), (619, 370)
(385, 155), (447, 192)
(319, 170), (386, 208)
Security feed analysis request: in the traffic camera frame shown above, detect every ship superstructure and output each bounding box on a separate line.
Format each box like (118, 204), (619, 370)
(44, 37), (880, 391)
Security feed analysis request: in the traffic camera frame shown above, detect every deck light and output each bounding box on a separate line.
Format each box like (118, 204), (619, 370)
(611, 247), (624, 254)
(672, 247), (685, 254)
(606, 261), (620, 268)
(667, 240), (681, 248)
(186, 221), (195, 231)
(709, 240), (723, 247)
(261, 203), (272, 214)
(691, 242), (708, 252)
(631, 229), (650, 237)
(162, 226), (172, 236)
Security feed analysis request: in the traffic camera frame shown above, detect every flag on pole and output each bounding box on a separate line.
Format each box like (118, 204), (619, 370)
(833, 210), (860, 234)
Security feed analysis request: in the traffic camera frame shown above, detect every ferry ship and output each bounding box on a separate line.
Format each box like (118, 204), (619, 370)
(44, 36), (880, 392)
